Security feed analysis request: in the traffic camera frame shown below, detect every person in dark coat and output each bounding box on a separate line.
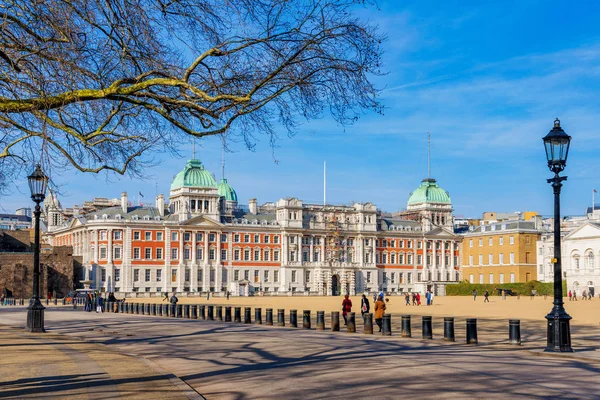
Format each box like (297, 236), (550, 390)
(170, 292), (179, 315)
(374, 295), (386, 332)
(96, 295), (104, 313)
(341, 295), (352, 325)
(360, 294), (370, 320)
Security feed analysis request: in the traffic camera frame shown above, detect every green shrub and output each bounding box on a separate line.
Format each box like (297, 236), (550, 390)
(445, 280), (565, 296)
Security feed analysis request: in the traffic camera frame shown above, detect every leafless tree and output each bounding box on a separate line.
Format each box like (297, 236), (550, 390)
(0, 0), (383, 188)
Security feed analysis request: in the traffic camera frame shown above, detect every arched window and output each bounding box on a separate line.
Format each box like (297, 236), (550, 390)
(586, 251), (595, 269)
(572, 253), (580, 269)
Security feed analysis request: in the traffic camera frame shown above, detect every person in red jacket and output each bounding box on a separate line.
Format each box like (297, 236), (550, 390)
(416, 292), (421, 306)
(341, 294), (352, 325)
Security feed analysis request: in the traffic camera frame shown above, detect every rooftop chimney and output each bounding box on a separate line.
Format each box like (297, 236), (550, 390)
(156, 194), (165, 217)
(249, 198), (257, 215)
(121, 192), (128, 213)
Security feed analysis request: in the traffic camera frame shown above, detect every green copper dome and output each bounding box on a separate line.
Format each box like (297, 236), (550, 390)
(171, 159), (217, 190)
(218, 178), (238, 202)
(407, 178), (451, 206)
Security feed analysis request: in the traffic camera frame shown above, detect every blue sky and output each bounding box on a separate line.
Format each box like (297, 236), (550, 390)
(2, 0), (600, 217)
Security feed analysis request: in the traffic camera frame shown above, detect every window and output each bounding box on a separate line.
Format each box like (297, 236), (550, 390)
(157, 269), (162, 282)
(114, 247), (122, 259)
(254, 250), (260, 261)
(171, 231), (178, 241)
(488, 238), (493, 246)
(479, 274), (484, 284)
(143, 248), (150, 259)
(100, 231), (107, 240)
(489, 274), (494, 284)
(469, 239), (473, 248)
(469, 255), (473, 266)
(291, 270), (297, 282)
(244, 234), (250, 243)
(274, 251), (280, 261)
(587, 252), (595, 269)
(469, 274), (474, 284)
(184, 232), (191, 241)
(156, 232), (163, 241)
(244, 270), (249, 280)
(101, 268), (106, 282)
(221, 234), (227, 242)
(510, 252), (515, 264)
(509, 236), (514, 245)
(254, 234), (259, 243)
(479, 255), (483, 265)
(478, 238), (483, 247)
(499, 253), (504, 264)
(196, 247), (203, 260)
(134, 248), (141, 259)
(264, 270), (269, 282)
(114, 268), (120, 282)
(499, 237), (504, 245)
(489, 254), (493, 265)
(209, 248), (216, 260)
(114, 231), (122, 240)
(134, 269), (140, 282)
(264, 235), (270, 244)
(510, 272), (515, 283)
(234, 270), (240, 281)
(417, 255), (422, 265)
(145, 269), (151, 282)
(171, 248), (178, 260)
(171, 269), (177, 282)
(145, 231), (152, 241)
(398, 253), (404, 264)
(100, 247), (107, 259)
(234, 249), (240, 261)
(367, 271), (372, 283)
(197, 233), (203, 242)
(244, 249), (250, 261)
(390, 253), (396, 264)
(305, 271), (311, 283)
(221, 249), (227, 261)
(134, 231), (140, 240)
(254, 270), (259, 283)
(209, 233), (215, 242)
(185, 268), (190, 282)
(184, 248), (191, 260)
(274, 235), (280, 244)
(274, 270), (279, 282)
(264, 250), (270, 261)
(499, 273), (504, 284)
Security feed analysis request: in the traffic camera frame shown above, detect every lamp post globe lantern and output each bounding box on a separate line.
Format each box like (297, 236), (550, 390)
(543, 118), (573, 352)
(26, 164), (48, 333)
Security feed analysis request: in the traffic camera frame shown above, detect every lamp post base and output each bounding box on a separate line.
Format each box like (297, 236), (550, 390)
(545, 306), (572, 352)
(26, 300), (46, 333)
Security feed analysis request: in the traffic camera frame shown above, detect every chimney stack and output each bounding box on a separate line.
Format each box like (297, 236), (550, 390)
(249, 198), (257, 215)
(121, 192), (128, 213)
(156, 194), (165, 217)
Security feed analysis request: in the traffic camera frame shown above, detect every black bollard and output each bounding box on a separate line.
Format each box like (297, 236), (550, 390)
(244, 307), (252, 323)
(466, 318), (478, 344)
(265, 308), (273, 325)
(21, 298), (25, 306)
(422, 316), (433, 339)
(225, 306), (232, 322)
(234, 307), (242, 323)
(444, 317), (455, 342)
(62, 298), (66, 306)
(382, 314), (392, 336)
(145, 303), (151, 315)
(184, 304), (190, 319)
(157, 303), (163, 316)
(200, 305), (206, 320)
(347, 312), (356, 333)
(54, 298), (58, 306)
(303, 310), (311, 329)
(509, 319), (521, 345)
(162, 304), (168, 316)
(177, 304), (183, 318)
(277, 309), (285, 326)
(46, 298), (49, 306)
(208, 305), (215, 320)
(331, 311), (340, 331)
(216, 305), (223, 321)
(170, 304), (176, 317)
(290, 310), (298, 327)
(317, 311), (325, 330)
(191, 305), (198, 319)
(255, 308), (262, 324)
(363, 313), (373, 334)
(137, 303), (142, 314)
(401, 315), (412, 337)
(140, 303), (146, 315)
(150, 303), (156, 316)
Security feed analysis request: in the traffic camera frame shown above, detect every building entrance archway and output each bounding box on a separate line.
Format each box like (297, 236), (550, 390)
(332, 274), (340, 296)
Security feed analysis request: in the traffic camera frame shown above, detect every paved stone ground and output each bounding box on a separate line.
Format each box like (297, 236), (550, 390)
(1, 306), (600, 399)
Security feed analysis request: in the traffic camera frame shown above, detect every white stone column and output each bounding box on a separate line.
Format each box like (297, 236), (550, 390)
(191, 231), (198, 292)
(123, 227), (132, 292)
(164, 228), (171, 292)
(178, 229), (184, 291)
(202, 230), (209, 291)
(215, 231), (222, 291)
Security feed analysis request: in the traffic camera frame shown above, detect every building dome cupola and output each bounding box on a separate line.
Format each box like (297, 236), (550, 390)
(407, 178), (451, 206)
(170, 159), (217, 190)
(218, 178), (238, 202)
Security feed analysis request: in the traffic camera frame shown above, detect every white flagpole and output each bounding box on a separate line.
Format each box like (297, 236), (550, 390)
(593, 189), (595, 216)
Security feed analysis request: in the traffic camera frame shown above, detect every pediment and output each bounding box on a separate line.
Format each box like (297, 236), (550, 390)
(564, 223), (600, 241)
(180, 215), (224, 227)
(426, 226), (458, 238)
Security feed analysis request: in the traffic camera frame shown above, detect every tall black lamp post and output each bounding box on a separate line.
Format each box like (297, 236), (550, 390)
(26, 164), (48, 333)
(542, 118), (573, 352)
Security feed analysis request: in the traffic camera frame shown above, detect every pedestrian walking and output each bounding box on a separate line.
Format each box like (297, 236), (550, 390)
(573, 290), (578, 301)
(568, 290), (572, 301)
(430, 291), (435, 305)
(227, 291), (230, 300)
(405, 292), (410, 306)
(502, 290), (506, 300)
(412, 292), (417, 306)
(582, 290), (587, 300)
(473, 290), (477, 301)
(96, 295), (104, 313)
(374, 295), (386, 332)
(170, 291), (179, 315)
(361, 294), (370, 318)
(484, 290), (490, 303)
(86, 293), (93, 312)
(162, 292), (169, 302)
(426, 291), (431, 306)
(416, 292), (421, 306)
(341, 294), (352, 325)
